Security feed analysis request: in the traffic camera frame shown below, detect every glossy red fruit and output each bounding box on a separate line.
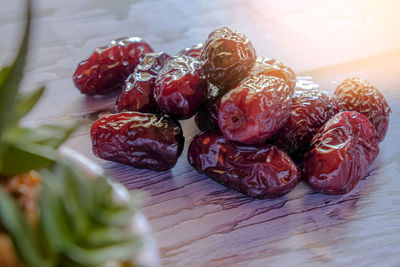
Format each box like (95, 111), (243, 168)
(195, 96), (221, 131)
(176, 43), (203, 59)
(91, 112), (184, 171)
(73, 37), (153, 95)
(302, 111), (379, 195)
(154, 55), (208, 119)
(218, 75), (292, 144)
(188, 132), (300, 198)
(116, 52), (170, 113)
(200, 27), (256, 91)
(335, 78), (391, 142)
(251, 57), (296, 93)
(273, 87), (340, 158)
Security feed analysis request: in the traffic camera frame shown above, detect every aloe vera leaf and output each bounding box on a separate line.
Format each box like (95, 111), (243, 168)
(0, 188), (52, 267)
(13, 86), (45, 121)
(39, 169), (76, 252)
(6, 121), (80, 149)
(0, 141), (57, 176)
(0, 0), (31, 137)
(65, 238), (142, 266)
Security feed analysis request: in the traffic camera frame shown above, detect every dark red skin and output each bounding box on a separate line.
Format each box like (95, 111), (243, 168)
(91, 112), (184, 171)
(194, 82), (223, 131)
(200, 27), (256, 91)
(273, 87), (340, 158)
(73, 37), (153, 95)
(176, 43), (203, 59)
(218, 75), (292, 144)
(195, 96), (221, 131)
(154, 55), (207, 119)
(116, 52), (170, 113)
(188, 132), (300, 199)
(302, 111), (379, 195)
(251, 57), (296, 93)
(335, 78), (391, 142)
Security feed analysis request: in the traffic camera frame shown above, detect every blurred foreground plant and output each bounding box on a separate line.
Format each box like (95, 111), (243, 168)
(0, 1), (147, 266)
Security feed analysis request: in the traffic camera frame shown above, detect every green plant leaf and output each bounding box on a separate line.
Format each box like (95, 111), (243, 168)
(86, 226), (132, 247)
(65, 238), (142, 266)
(6, 121), (80, 148)
(59, 161), (91, 238)
(40, 168), (75, 253)
(0, 66), (11, 89)
(0, 121), (79, 176)
(14, 86), (45, 121)
(38, 160), (143, 266)
(0, 0), (31, 138)
(0, 187), (52, 267)
(0, 141), (57, 176)
(0, 1), (145, 265)
(95, 206), (135, 228)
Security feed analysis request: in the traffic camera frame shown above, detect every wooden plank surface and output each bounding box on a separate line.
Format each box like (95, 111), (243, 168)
(1, 1), (400, 266)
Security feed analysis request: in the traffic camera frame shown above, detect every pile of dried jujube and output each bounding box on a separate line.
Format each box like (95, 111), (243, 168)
(73, 27), (391, 198)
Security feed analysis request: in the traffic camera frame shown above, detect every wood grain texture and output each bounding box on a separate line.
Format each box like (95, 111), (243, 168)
(1, 1), (400, 266)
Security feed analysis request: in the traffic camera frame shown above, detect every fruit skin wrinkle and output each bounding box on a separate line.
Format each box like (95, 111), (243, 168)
(302, 111), (379, 194)
(91, 112), (184, 171)
(218, 75), (292, 144)
(116, 52), (170, 113)
(176, 43), (203, 59)
(154, 55), (207, 120)
(73, 37), (153, 95)
(272, 86), (340, 158)
(188, 131), (300, 199)
(334, 77), (391, 142)
(201, 27), (256, 92)
(251, 57), (296, 94)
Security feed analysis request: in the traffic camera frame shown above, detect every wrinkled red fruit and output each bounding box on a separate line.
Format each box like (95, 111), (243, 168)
(194, 83), (223, 131)
(73, 37), (153, 95)
(176, 43), (203, 59)
(154, 55), (208, 119)
(273, 87), (340, 157)
(116, 52), (170, 113)
(188, 132), (300, 198)
(252, 57), (296, 93)
(195, 96), (221, 131)
(91, 112), (184, 171)
(218, 75), (292, 144)
(302, 111), (379, 194)
(201, 27), (256, 91)
(335, 78), (391, 142)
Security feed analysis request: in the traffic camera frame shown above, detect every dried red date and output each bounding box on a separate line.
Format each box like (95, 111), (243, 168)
(251, 57), (296, 93)
(73, 37), (153, 95)
(195, 96), (221, 131)
(200, 27), (256, 91)
(116, 52), (170, 113)
(302, 111), (379, 194)
(188, 132), (300, 198)
(273, 87), (340, 157)
(176, 43), (203, 59)
(91, 112), (184, 171)
(335, 78), (391, 142)
(218, 75), (292, 144)
(195, 83), (223, 131)
(154, 55), (207, 119)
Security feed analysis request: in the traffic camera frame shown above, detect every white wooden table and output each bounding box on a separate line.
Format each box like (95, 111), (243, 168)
(2, 0), (400, 266)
